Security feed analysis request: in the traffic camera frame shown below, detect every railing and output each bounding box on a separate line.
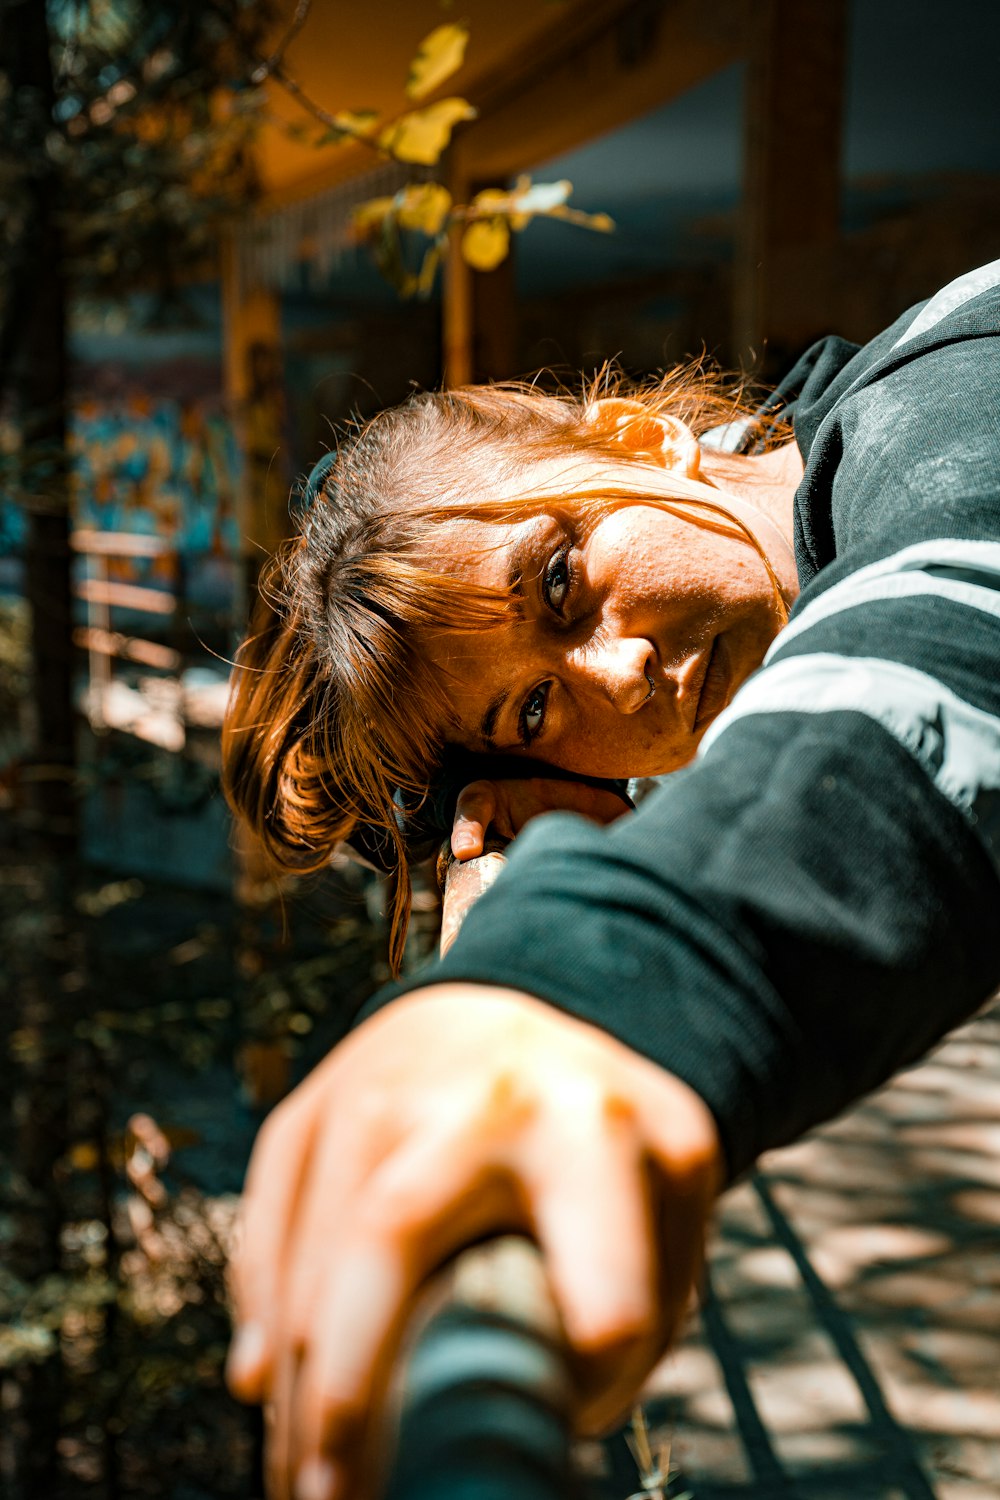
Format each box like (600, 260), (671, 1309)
(70, 528), (183, 739)
(385, 1237), (576, 1500)
(379, 843), (585, 1499)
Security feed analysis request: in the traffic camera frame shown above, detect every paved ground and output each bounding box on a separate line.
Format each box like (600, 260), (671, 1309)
(610, 997), (1000, 1500)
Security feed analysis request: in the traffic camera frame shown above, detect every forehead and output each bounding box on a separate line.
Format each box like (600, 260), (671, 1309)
(424, 448), (645, 575)
(430, 512), (554, 591)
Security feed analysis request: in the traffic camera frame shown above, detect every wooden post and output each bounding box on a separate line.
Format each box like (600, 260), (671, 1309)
(443, 155), (474, 388)
(471, 218), (519, 383)
(734, 0), (847, 375)
(221, 235), (287, 575)
(439, 840), (509, 957)
(443, 150), (520, 388)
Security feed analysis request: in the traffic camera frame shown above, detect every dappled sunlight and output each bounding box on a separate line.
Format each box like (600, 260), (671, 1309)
(638, 998), (1000, 1498)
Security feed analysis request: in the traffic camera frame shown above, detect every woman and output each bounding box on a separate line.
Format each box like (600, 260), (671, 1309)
(224, 261), (1000, 1500)
(225, 372), (800, 965)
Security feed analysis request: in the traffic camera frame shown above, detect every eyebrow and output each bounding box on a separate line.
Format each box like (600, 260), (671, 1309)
(479, 687), (511, 751)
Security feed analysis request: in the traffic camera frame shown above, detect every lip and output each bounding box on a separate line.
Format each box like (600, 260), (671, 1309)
(694, 634), (731, 729)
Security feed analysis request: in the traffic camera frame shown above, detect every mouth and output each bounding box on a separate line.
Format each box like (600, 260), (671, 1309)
(694, 634), (732, 729)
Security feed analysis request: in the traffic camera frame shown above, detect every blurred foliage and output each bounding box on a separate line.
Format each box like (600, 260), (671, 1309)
(0, 834), (380, 1494)
(0, 2), (614, 336)
(406, 21), (469, 102)
(348, 20), (615, 295)
(0, 597), (29, 722)
(0, 0), (278, 350)
(267, 11), (616, 297)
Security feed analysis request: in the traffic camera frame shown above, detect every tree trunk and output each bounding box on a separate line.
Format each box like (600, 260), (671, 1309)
(1, 0), (76, 849)
(0, 3), (76, 1493)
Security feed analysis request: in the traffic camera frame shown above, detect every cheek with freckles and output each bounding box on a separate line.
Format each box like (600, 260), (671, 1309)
(585, 509), (738, 642)
(544, 704), (703, 779)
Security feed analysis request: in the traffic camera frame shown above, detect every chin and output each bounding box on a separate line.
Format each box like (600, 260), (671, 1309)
(631, 741), (700, 779)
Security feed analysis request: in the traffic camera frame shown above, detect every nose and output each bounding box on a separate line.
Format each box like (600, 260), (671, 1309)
(567, 632), (655, 714)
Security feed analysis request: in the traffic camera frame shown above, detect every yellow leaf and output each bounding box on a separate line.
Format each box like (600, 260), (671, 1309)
(406, 23), (469, 101)
(415, 242), (444, 297)
(470, 179), (575, 233)
(461, 218), (511, 271)
(471, 187), (512, 216)
(379, 98), (477, 166)
(468, 190), (528, 232)
(352, 195), (396, 234)
(396, 182), (452, 235)
(335, 109), (379, 135)
(317, 110), (380, 146)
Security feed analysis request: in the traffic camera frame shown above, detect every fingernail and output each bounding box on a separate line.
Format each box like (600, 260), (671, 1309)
(453, 833), (477, 855)
(227, 1322), (266, 1383)
(296, 1457), (339, 1500)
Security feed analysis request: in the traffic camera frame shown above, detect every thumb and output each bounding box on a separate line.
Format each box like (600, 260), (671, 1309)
(452, 781), (498, 860)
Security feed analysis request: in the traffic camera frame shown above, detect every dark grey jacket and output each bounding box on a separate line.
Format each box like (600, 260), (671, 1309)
(367, 261), (1000, 1182)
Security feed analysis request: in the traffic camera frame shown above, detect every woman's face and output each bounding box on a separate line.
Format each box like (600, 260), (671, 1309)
(423, 456), (793, 779)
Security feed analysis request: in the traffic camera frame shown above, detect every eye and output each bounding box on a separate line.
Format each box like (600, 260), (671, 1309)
(519, 681), (551, 746)
(543, 547), (572, 616)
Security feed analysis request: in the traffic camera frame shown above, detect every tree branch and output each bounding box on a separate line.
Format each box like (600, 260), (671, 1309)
(266, 55), (384, 147)
(249, 0), (312, 85)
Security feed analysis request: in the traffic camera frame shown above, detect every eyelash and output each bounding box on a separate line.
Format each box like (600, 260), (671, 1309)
(543, 546), (572, 616)
(516, 545), (575, 746)
(518, 681), (551, 747)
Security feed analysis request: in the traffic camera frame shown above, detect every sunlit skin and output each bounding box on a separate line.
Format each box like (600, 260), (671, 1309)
(226, 406), (805, 1500)
(429, 490), (791, 775)
(424, 435), (802, 856)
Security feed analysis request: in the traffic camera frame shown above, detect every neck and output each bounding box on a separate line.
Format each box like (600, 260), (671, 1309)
(698, 441), (803, 606)
(698, 441), (803, 546)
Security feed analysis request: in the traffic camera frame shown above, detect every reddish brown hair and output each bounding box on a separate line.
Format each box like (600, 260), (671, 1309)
(222, 368), (786, 970)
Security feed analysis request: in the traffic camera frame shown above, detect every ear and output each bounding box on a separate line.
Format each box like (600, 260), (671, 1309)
(583, 397), (701, 478)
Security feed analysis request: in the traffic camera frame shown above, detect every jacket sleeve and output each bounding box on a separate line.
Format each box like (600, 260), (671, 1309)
(361, 335), (1000, 1183)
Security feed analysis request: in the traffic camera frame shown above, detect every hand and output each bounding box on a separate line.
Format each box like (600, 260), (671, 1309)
(451, 777), (630, 860)
(226, 985), (722, 1500)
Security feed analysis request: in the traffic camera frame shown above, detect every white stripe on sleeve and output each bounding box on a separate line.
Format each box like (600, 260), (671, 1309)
(699, 654), (1000, 868)
(768, 538), (1000, 660)
(892, 259), (1000, 349)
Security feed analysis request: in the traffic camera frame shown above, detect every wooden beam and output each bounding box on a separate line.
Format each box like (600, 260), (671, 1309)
(734, 0), (847, 370)
(71, 528), (171, 558)
(221, 234), (288, 562)
(72, 627), (181, 672)
(443, 162), (520, 387)
(455, 0), (748, 182)
(75, 579), (176, 615)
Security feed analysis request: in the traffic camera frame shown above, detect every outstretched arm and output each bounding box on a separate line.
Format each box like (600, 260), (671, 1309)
(228, 985), (721, 1500)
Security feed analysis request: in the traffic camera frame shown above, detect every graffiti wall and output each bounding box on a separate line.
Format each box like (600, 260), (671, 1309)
(1, 381), (243, 613)
(70, 391), (241, 603)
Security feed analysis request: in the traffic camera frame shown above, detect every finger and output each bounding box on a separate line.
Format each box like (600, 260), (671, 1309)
(638, 1081), (722, 1324)
(524, 1093), (654, 1356)
(451, 781), (497, 859)
(525, 1102), (666, 1438)
(268, 1112), (394, 1499)
(588, 787), (633, 825)
(282, 1080), (405, 1354)
(227, 1096), (320, 1404)
(291, 1124), (520, 1500)
(265, 1352), (298, 1500)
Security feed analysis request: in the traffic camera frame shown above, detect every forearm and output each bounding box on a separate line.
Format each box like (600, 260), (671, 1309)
(367, 556), (1000, 1180)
